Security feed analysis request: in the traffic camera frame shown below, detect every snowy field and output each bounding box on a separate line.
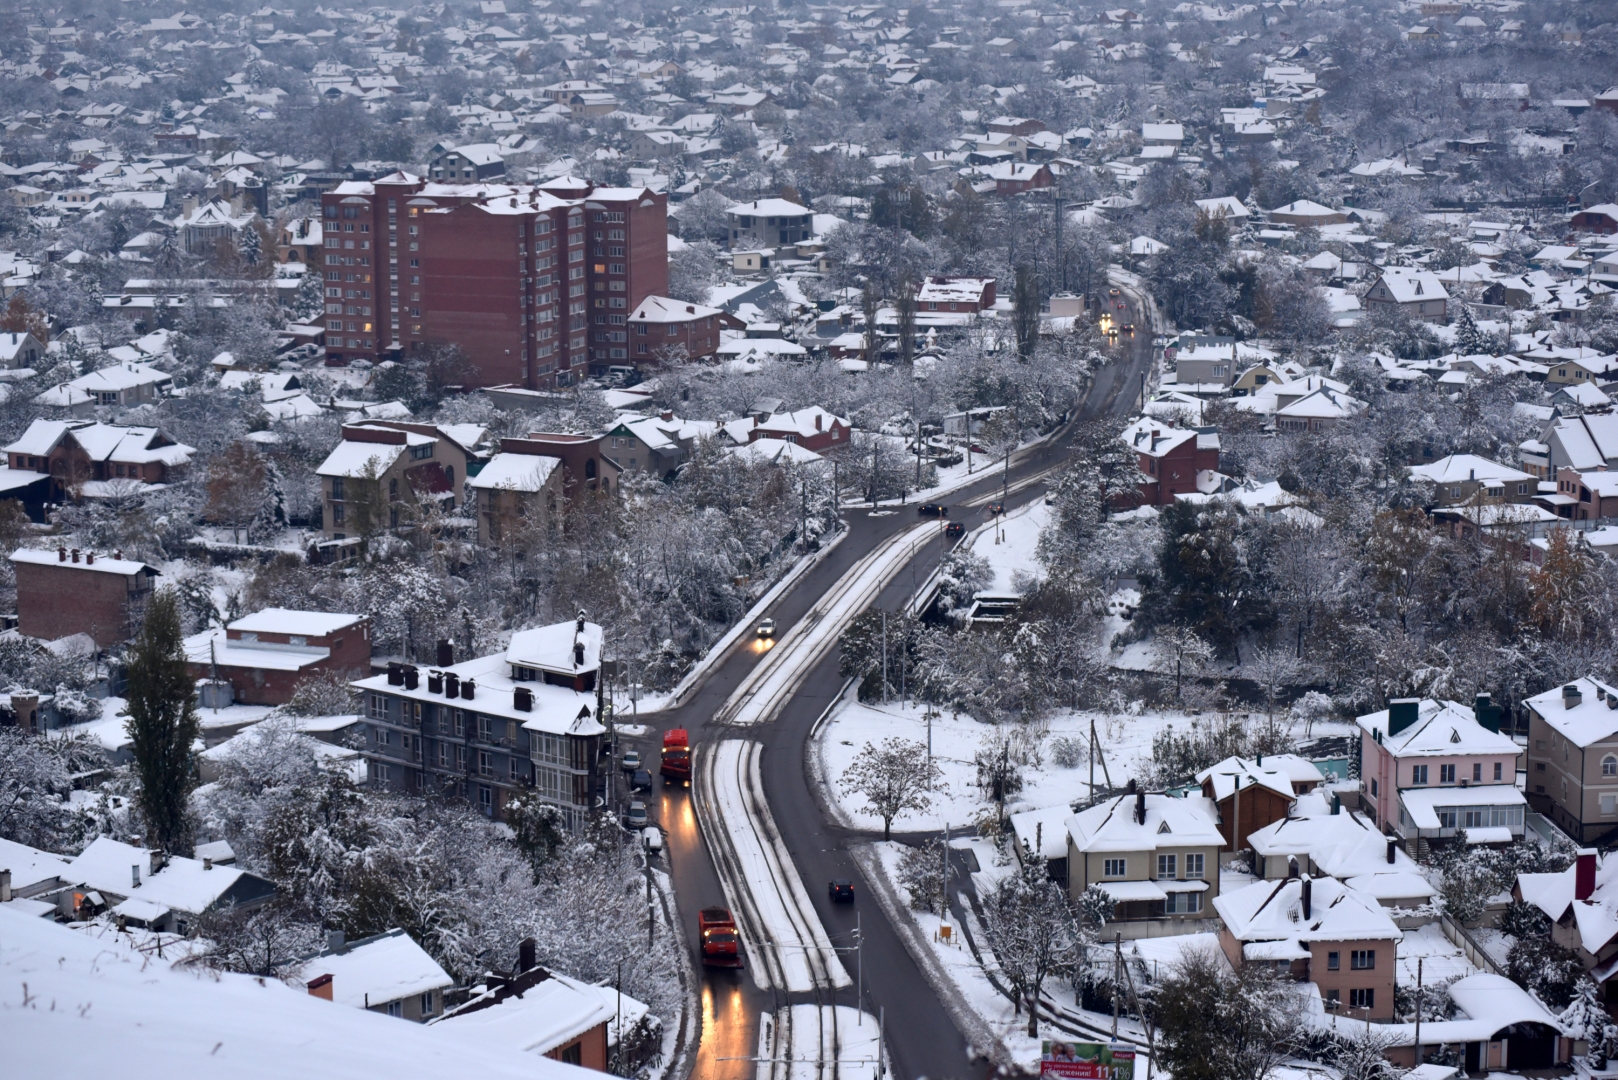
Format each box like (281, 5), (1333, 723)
(818, 696), (1210, 834)
(969, 500), (1049, 593)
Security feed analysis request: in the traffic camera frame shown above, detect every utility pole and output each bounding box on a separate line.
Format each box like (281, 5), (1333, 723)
(1112, 932), (1122, 1038)
(880, 609), (888, 705)
(646, 856), (654, 951)
(856, 909), (864, 1026)
(1414, 956), (1424, 1064)
(800, 480), (808, 551)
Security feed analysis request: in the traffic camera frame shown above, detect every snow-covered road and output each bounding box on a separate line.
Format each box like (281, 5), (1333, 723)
(694, 739), (850, 994)
(759, 1005), (886, 1080)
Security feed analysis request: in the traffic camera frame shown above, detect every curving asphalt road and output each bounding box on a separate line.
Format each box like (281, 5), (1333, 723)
(635, 296), (1157, 1080)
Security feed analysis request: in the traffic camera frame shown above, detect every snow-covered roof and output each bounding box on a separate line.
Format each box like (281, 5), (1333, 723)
(1066, 792), (1224, 854)
(1396, 784), (1526, 831)
(726, 197), (810, 218)
(629, 295), (723, 323)
(1, 908), (586, 1080)
(316, 439), (405, 479)
(727, 437), (823, 465)
(1354, 698), (1518, 758)
(67, 837), (255, 916)
(0, 836), (72, 894)
(1525, 677), (1618, 749)
(1120, 417), (1198, 460)
(185, 629), (329, 672)
(1268, 199), (1340, 219)
(11, 548), (154, 577)
(230, 609), (364, 638)
(1407, 453), (1532, 486)
(1325, 974), (1561, 1047)
(430, 968), (645, 1058)
(1371, 267), (1451, 304)
(1195, 755), (1298, 802)
(1010, 804), (1074, 861)
(301, 929), (453, 1009)
(469, 452), (561, 492)
(1214, 874), (1401, 944)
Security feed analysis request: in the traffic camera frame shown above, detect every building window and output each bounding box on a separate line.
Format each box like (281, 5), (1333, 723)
(1495, 762), (1503, 781)
(1350, 950), (1375, 970)
(1370, 778), (1378, 796)
(1603, 794), (1617, 816)
(368, 694), (387, 720)
(1103, 859), (1126, 877)
(1411, 765), (1428, 785)
(1349, 988), (1374, 1010)
(1157, 854), (1177, 880)
(1327, 951), (1340, 971)
(1604, 756), (1617, 777)
(420, 992), (434, 1016)
(1185, 853), (1204, 879)
(1439, 764), (1455, 783)
(479, 750), (492, 776)
(1164, 891), (1201, 914)
(1472, 763), (1482, 782)
(479, 785), (492, 812)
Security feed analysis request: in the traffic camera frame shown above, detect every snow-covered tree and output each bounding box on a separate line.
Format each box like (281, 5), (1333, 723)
(840, 736), (941, 840)
(976, 857), (1084, 1037)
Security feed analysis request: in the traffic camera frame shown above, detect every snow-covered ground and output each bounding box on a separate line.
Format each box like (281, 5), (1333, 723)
(1396, 922), (1480, 987)
(969, 500), (1048, 592)
(818, 697), (1207, 833)
(764, 1005), (884, 1080)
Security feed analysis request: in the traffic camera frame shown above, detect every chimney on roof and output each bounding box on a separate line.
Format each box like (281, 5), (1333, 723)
(327, 930), (345, 953)
(1578, 849), (1598, 900)
(1388, 698), (1419, 735)
(436, 639), (454, 667)
(518, 937), (537, 973)
(307, 973), (334, 1001)
(1565, 684), (1583, 709)
(203, 856), (212, 870)
(1135, 787), (1146, 825)
(70, 548), (80, 563)
(815, 413), (823, 431)
(1386, 838), (1397, 865)
(57, 547), (65, 561)
(85, 551), (93, 565)
(1301, 875), (1312, 919)
(661, 410), (674, 422)
(131, 863), (140, 888)
(576, 609), (586, 633)
(0, 869), (11, 903)
(574, 641), (585, 667)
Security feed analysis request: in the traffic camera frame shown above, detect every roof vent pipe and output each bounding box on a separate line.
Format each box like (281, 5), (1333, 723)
(1386, 839), (1397, 865)
(1135, 788), (1146, 826)
(1301, 876), (1313, 919)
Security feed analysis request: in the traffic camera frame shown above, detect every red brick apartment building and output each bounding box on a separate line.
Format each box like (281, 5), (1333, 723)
(1119, 417), (1222, 506)
(319, 173), (668, 389)
(11, 547), (159, 646)
(185, 609), (371, 706)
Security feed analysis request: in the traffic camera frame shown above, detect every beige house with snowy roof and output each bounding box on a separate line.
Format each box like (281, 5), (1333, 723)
(1526, 678), (1618, 844)
(1065, 786), (1225, 933)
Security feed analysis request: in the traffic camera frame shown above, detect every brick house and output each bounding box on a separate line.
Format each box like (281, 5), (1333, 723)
(1525, 678), (1618, 844)
(984, 161), (1054, 196)
(626, 295), (743, 363)
(4, 419), (194, 504)
(315, 424), (475, 540)
(351, 615), (607, 826)
(1119, 417), (1220, 506)
(499, 432), (623, 496)
(301, 928), (452, 1022)
(184, 609), (371, 706)
(11, 546), (158, 646)
(1065, 786), (1225, 930)
(749, 407), (850, 452)
(1215, 874), (1401, 1020)
(1546, 467), (1618, 520)
(1570, 204), (1618, 235)
(1357, 697), (1525, 854)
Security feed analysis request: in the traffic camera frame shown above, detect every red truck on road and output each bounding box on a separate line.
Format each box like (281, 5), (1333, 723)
(698, 907), (742, 967)
(661, 728), (691, 786)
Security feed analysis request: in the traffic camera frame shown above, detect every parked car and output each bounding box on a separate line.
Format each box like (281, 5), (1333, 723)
(631, 769), (653, 792)
(945, 522), (965, 539)
(756, 618), (776, 639)
(624, 800), (648, 829)
(829, 880), (855, 903)
(918, 503), (948, 518)
(643, 826), (663, 853)
(621, 749), (641, 772)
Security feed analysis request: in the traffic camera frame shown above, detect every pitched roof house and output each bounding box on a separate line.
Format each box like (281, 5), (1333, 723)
(1065, 786), (1225, 926)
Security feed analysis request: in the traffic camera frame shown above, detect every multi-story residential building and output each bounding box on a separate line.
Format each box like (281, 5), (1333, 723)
(1064, 785), (1225, 933)
(318, 175), (667, 389)
(724, 197), (813, 249)
(351, 615), (607, 825)
(1408, 454), (1537, 506)
(1215, 873), (1401, 1020)
(183, 609), (371, 707)
(1357, 696), (1525, 853)
(468, 447), (563, 546)
(11, 546), (160, 646)
(1525, 678), (1618, 844)
(314, 423), (478, 541)
(428, 144), (505, 182)
(1118, 417), (1220, 506)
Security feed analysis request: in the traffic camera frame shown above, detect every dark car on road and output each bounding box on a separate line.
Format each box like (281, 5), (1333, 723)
(987, 502), (1004, 515)
(630, 769), (653, 792)
(945, 522), (965, 539)
(829, 880), (855, 903)
(918, 503), (948, 518)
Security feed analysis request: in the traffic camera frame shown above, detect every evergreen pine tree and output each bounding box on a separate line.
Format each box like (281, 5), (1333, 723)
(125, 591), (201, 852)
(249, 456), (288, 542)
(1451, 303), (1490, 356)
(237, 224), (262, 265)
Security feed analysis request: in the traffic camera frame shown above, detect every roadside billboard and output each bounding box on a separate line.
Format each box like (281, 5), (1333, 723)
(1039, 1041), (1136, 1080)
